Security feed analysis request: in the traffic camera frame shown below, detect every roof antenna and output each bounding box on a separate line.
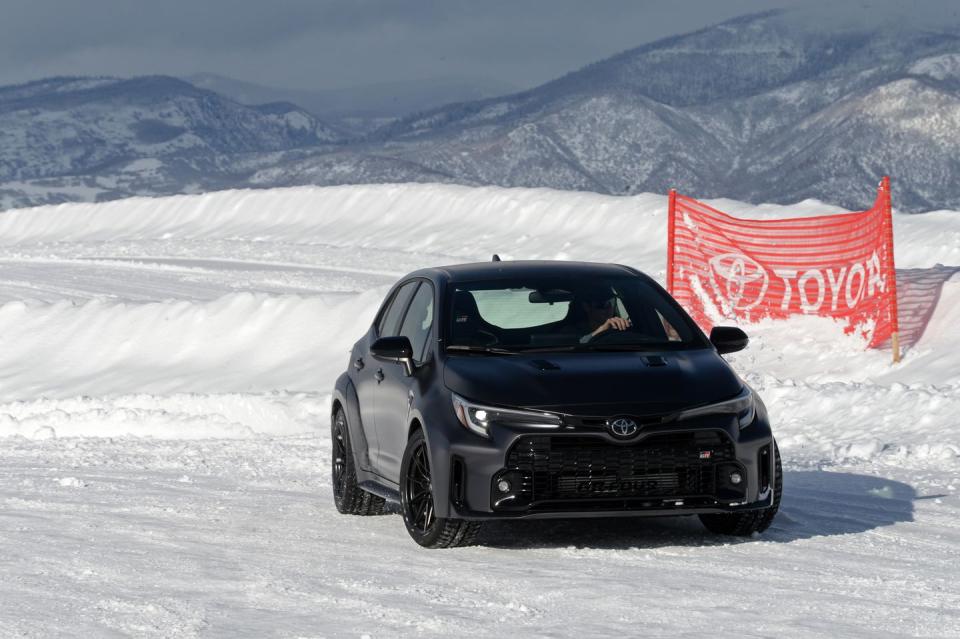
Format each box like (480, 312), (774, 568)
(491, 254), (501, 262)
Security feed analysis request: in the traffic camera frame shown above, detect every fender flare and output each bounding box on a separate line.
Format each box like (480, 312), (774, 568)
(407, 407), (455, 519)
(333, 373), (373, 472)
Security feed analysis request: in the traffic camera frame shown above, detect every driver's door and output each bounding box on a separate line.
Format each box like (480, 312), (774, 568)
(355, 281), (417, 477)
(375, 280), (435, 482)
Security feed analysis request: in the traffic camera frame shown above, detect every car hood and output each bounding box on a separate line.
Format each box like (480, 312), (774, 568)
(442, 349), (742, 416)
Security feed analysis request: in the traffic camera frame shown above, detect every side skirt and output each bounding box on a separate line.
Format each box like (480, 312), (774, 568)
(358, 480), (401, 505)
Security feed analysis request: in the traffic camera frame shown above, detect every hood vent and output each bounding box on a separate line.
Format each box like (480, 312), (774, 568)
(643, 355), (667, 367)
(530, 359), (561, 372)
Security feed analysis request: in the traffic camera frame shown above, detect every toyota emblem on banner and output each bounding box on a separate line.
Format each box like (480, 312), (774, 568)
(708, 252), (769, 311)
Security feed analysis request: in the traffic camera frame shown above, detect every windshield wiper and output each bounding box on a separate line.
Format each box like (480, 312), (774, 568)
(445, 345), (518, 355)
(509, 345), (580, 353)
(511, 341), (669, 353)
(574, 342), (671, 352)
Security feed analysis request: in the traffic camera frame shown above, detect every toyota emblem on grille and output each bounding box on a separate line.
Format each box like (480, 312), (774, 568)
(607, 417), (639, 438)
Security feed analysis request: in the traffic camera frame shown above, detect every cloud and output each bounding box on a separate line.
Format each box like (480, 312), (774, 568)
(2, 0), (958, 91)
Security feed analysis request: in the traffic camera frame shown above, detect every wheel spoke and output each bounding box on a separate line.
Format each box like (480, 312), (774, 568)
(418, 500), (430, 530)
(414, 452), (429, 477)
(332, 423), (348, 497)
(424, 502), (434, 531)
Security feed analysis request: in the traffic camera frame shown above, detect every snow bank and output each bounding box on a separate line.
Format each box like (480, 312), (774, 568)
(0, 290), (383, 401)
(2, 184), (959, 269)
(749, 373), (960, 466)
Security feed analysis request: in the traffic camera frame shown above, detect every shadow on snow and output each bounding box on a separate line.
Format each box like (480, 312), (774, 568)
(471, 470), (916, 550)
(884, 265), (960, 351)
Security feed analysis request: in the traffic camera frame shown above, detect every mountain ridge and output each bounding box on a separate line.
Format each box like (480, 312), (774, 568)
(3, 11), (960, 212)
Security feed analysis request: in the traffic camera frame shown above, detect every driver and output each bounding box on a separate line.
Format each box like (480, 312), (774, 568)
(574, 288), (631, 343)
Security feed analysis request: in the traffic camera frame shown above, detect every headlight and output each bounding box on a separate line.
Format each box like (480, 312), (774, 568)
(675, 386), (756, 429)
(451, 394), (562, 437)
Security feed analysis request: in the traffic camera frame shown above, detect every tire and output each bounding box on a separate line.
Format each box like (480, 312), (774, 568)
(400, 429), (482, 549)
(699, 441), (782, 536)
(331, 407), (385, 516)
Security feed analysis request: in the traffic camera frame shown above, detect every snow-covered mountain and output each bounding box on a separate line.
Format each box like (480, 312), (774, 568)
(4, 11), (960, 211)
(293, 11), (960, 212)
(0, 76), (343, 208)
(185, 72), (522, 135)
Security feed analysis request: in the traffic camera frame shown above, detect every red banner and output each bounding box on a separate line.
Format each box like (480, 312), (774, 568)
(667, 179), (899, 349)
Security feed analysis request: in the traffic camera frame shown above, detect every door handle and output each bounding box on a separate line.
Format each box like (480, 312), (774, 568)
(354, 357), (364, 370)
(374, 369), (384, 383)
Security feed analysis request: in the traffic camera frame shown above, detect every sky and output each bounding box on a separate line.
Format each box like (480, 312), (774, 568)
(3, 0), (957, 94)
(0, 0), (805, 92)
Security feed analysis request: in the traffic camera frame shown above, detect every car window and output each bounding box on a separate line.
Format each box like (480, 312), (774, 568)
(448, 275), (704, 351)
(377, 281), (418, 337)
(472, 289), (569, 328)
(656, 309), (682, 341)
(398, 282), (434, 363)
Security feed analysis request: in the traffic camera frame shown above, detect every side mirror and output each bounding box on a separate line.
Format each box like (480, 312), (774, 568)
(371, 336), (415, 375)
(710, 326), (748, 354)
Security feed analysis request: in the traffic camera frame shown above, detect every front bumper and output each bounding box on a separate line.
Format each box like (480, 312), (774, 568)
(435, 413), (775, 521)
(452, 493), (775, 520)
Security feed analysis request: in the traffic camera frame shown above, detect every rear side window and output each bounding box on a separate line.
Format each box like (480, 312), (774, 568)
(377, 281), (418, 337)
(398, 282), (434, 363)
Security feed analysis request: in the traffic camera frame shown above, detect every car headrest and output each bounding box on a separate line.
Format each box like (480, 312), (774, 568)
(452, 290), (481, 322)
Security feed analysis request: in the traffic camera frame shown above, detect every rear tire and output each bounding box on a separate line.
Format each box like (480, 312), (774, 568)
(331, 407), (385, 516)
(699, 441), (782, 536)
(400, 429), (482, 548)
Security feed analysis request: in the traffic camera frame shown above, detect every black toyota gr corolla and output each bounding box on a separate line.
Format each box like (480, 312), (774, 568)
(331, 260), (781, 548)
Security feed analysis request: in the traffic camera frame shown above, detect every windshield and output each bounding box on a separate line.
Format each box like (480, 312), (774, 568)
(446, 275), (707, 352)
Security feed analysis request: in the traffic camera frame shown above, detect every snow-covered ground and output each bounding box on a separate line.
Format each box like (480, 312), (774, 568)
(1, 184), (958, 637)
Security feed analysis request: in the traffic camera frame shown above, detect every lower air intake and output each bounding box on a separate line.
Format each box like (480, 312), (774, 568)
(499, 431), (736, 511)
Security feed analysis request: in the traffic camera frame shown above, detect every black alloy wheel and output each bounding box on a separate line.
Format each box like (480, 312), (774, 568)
(405, 440), (435, 533)
(331, 407), (385, 516)
(400, 429), (482, 548)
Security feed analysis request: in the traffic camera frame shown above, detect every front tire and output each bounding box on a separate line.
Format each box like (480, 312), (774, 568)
(331, 407), (385, 516)
(699, 441), (782, 536)
(400, 429), (481, 548)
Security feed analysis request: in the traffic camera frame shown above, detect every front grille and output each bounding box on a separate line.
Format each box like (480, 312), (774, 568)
(498, 431), (736, 511)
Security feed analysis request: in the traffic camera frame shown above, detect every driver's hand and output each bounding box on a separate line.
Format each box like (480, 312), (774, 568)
(593, 317), (631, 336)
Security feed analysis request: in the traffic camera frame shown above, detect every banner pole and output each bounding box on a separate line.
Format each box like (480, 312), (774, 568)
(881, 176), (901, 364)
(667, 189), (677, 294)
